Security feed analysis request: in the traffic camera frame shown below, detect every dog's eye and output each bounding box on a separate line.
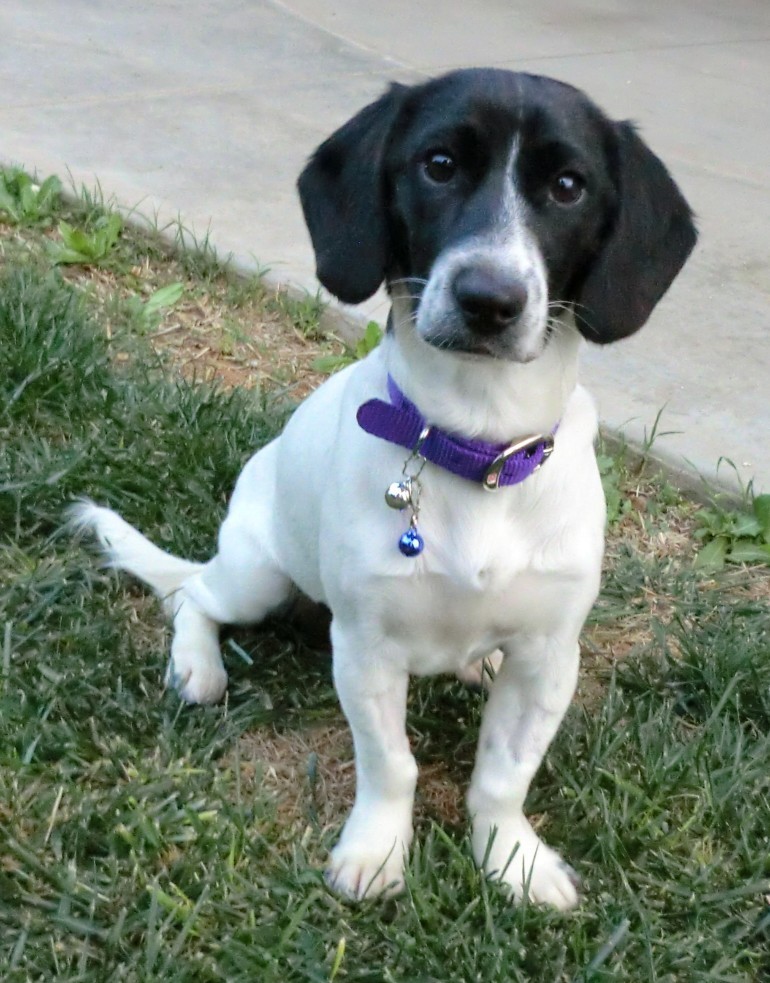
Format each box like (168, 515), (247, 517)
(549, 171), (585, 205)
(423, 151), (456, 184)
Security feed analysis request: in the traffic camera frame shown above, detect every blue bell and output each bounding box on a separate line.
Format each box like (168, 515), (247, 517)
(398, 525), (424, 557)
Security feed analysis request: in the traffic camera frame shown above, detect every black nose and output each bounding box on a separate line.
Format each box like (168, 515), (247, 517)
(452, 267), (529, 335)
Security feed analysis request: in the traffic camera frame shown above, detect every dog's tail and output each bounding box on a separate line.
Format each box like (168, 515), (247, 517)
(68, 500), (203, 612)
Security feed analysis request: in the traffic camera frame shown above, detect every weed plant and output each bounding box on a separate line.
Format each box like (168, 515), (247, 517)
(0, 169), (63, 226)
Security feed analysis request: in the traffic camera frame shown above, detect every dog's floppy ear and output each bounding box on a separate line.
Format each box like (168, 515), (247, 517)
(575, 122), (697, 344)
(297, 84), (408, 304)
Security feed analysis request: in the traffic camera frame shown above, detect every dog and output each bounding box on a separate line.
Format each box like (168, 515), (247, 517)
(71, 68), (696, 910)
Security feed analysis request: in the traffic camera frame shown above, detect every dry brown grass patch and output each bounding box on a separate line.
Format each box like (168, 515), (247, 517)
(226, 718), (466, 839)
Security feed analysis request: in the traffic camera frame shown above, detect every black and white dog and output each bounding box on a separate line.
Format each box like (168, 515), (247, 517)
(73, 69), (696, 909)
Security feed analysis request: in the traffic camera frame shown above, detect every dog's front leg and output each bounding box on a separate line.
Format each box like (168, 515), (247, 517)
(467, 632), (581, 910)
(325, 620), (416, 900)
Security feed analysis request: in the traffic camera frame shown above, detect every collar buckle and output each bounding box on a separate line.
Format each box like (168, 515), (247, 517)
(482, 433), (555, 491)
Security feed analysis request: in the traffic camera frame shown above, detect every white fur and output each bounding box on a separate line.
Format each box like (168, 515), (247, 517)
(71, 301), (605, 909)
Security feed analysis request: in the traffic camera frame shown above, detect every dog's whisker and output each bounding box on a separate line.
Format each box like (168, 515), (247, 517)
(545, 298), (601, 339)
(394, 311), (417, 328)
(571, 310), (601, 339)
(546, 300), (571, 314)
(392, 309), (421, 330)
(389, 276), (429, 288)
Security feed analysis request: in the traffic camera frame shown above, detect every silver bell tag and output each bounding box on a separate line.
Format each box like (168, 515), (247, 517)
(385, 478), (412, 510)
(383, 427), (431, 557)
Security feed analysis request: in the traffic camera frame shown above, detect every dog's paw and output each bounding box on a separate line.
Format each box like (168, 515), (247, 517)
(473, 815), (580, 910)
(326, 839), (408, 900)
(325, 812), (412, 900)
(166, 651), (227, 704)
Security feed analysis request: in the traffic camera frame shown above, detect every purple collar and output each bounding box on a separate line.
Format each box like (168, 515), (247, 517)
(356, 376), (556, 491)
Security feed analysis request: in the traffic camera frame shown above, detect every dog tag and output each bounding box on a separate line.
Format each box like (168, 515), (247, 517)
(385, 479), (412, 510)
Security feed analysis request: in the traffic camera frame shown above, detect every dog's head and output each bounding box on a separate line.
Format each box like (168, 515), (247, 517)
(298, 68), (696, 362)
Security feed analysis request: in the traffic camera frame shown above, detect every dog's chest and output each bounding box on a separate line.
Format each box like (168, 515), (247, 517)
(369, 489), (602, 675)
(376, 565), (587, 676)
(414, 471), (593, 585)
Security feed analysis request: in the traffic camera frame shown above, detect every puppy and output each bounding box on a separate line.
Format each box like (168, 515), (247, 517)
(72, 68), (696, 909)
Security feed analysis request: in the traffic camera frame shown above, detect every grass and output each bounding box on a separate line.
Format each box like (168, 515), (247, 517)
(1, 172), (769, 981)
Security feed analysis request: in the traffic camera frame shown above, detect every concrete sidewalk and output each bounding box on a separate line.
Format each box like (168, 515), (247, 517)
(2, 0), (768, 493)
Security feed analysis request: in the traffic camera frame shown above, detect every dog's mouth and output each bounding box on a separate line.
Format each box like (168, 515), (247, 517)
(459, 340), (497, 357)
(457, 342), (522, 361)
(421, 331), (496, 358)
(422, 329), (541, 364)
(440, 337), (496, 357)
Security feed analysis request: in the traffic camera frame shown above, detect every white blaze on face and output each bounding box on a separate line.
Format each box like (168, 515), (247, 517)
(415, 137), (549, 363)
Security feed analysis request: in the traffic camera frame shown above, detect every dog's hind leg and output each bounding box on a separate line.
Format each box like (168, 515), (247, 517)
(70, 458), (294, 705)
(166, 594), (227, 704)
(165, 511), (294, 704)
(68, 501), (228, 704)
(456, 649), (504, 691)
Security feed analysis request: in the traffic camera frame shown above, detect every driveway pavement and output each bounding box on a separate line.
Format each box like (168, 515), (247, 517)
(3, 0), (768, 493)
